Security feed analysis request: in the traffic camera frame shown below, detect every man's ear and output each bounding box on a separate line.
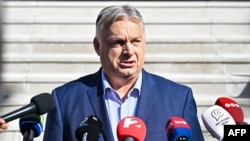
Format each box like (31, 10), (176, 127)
(93, 37), (100, 56)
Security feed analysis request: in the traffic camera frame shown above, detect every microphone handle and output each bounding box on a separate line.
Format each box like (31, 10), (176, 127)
(1, 103), (36, 122)
(123, 137), (135, 141)
(23, 130), (35, 141)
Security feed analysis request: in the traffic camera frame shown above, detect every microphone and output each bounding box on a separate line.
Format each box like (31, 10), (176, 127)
(201, 105), (236, 141)
(165, 117), (192, 141)
(215, 97), (245, 125)
(0, 93), (55, 122)
(19, 113), (44, 141)
(117, 116), (146, 141)
(75, 115), (102, 141)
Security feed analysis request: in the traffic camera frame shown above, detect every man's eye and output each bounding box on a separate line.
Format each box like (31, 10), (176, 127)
(117, 40), (125, 45)
(110, 40), (125, 46)
(131, 39), (141, 46)
(133, 39), (141, 43)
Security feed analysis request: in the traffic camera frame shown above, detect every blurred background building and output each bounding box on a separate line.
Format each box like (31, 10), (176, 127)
(0, 0), (249, 141)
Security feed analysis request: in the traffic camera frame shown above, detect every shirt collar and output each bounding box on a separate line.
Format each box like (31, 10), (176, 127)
(101, 69), (142, 95)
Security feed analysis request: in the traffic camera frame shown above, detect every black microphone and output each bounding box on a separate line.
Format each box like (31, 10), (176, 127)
(0, 93), (55, 122)
(75, 115), (102, 141)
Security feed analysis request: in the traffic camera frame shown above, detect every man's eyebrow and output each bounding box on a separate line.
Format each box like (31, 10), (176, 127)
(108, 36), (125, 41)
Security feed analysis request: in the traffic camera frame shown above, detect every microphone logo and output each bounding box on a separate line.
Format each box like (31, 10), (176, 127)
(224, 103), (240, 108)
(211, 109), (232, 126)
(117, 116), (147, 141)
(165, 117), (192, 141)
(174, 120), (188, 125)
(123, 117), (142, 128)
(211, 109), (224, 121)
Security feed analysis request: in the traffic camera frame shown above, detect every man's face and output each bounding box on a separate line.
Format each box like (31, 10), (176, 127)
(94, 18), (145, 80)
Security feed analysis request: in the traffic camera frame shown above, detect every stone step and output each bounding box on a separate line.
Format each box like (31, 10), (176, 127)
(1, 72), (249, 83)
(2, 2), (250, 39)
(1, 88), (249, 106)
(3, 41), (250, 61)
(3, 1), (250, 24)
(0, 73), (249, 105)
(3, 35), (250, 42)
(1, 60), (250, 76)
(2, 53), (250, 62)
(2, 24), (250, 38)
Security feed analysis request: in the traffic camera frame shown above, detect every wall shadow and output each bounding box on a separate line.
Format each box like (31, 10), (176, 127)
(0, 0), (12, 112)
(238, 81), (250, 98)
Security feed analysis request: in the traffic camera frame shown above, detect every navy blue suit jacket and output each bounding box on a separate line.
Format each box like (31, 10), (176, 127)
(43, 68), (204, 141)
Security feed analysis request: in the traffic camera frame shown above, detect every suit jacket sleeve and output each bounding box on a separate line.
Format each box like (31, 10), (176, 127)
(183, 88), (204, 141)
(43, 90), (63, 141)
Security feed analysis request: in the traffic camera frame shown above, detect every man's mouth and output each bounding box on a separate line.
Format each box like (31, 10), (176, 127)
(119, 60), (136, 68)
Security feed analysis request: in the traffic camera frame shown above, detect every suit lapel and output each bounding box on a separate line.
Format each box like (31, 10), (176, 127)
(86, 70), (115, 141)
(136, 70), (157, 123)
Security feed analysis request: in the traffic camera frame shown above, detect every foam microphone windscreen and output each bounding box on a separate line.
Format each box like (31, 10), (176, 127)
(202, 105), (236, 141)
(75, 115), (102, 141)
(1, 93), (55, 122)
(31, 93), (55, 115)
(117, 116), (146, 141)
(215, 97), (244, 124)
(165, 117), (192, 141)
(19, 113), (44, 137)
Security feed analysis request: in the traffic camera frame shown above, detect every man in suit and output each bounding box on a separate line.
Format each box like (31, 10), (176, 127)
(43, 5), (204, 141)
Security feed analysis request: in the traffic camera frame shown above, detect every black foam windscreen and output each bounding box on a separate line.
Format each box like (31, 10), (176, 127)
(31, 93), (55, 115)
(75, 115), (102, 141)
